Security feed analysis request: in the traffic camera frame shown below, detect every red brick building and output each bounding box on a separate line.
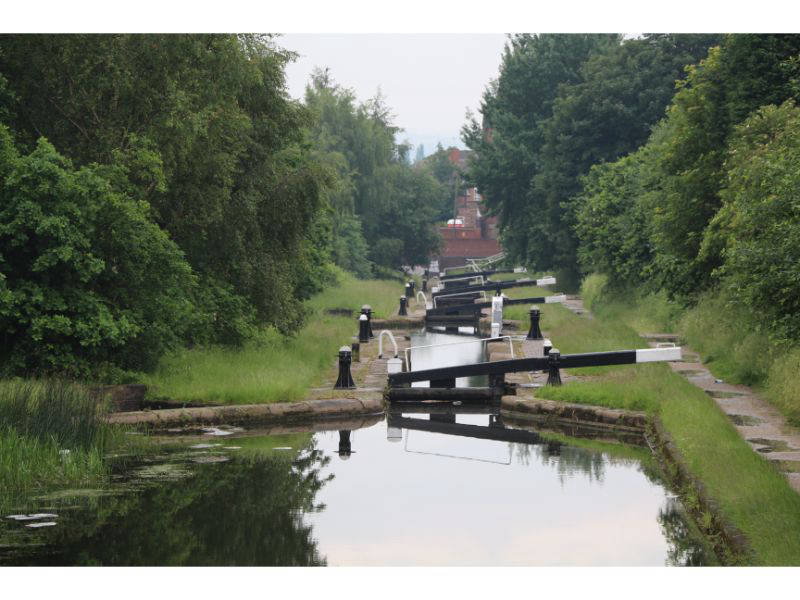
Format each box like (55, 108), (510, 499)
(435, 149), (501, 270)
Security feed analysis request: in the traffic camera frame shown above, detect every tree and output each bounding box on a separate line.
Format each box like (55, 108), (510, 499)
(535, 34), (720, 279)
(462, 34), (619, 270)
(706, 101), (800, 341)
(642, 35), (800, 298)
(0, 34), (331, 338)
(0, 127), (198, 377)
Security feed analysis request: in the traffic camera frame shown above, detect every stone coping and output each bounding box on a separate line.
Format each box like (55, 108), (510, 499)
(104, 392), (384, 429)
(500, 395), (647, 432)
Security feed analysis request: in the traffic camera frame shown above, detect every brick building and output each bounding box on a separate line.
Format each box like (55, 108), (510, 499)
(435, 149), (501, 270)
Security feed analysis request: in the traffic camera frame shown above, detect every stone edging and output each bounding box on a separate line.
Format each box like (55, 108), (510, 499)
(648, 416), (751, 564)
(103, 394), (385, 429)
(499, 395), (647, 432)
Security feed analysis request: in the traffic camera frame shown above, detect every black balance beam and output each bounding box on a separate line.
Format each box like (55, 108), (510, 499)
(439, 269), (520, 281)
(388, 350), (639, 386)
(431, 278), (540, 299)
(427, 295), (552, 315)
(387, 414), (543, 445)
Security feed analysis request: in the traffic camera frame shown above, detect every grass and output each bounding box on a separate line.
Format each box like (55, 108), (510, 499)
(143, 269), (403, 405)
(527, 278), (800, 565)
(0, 379), (118, 514)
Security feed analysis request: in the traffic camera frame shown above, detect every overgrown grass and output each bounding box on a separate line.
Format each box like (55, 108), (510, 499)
(143, 270), (403, 404)
(0, 380), (115, 513)
(0, 379), (109, 450)
(530, 281), (800, 565)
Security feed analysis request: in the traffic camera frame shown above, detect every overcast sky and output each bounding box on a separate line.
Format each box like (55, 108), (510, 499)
(279, 34), (508, 155)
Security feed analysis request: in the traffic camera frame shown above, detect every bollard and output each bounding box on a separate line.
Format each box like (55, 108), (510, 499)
(410, 280), (415, 294)
(361, 304), (374, 338)
(358, 314), (369, 343)
(527, 306), (543, 340)
(337, 430), (352, 459)
(334, 346), (356, 389)
(351, 338), (360, 363)
(405, 282), (413, 298)
(399, 296), (408, 316)
(546, 349), (562, 386)
(422, 278), (427, 292)
(544, 338), (552, 356)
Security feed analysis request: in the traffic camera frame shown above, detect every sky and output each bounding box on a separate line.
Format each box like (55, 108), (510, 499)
(279, 34), (508, 156)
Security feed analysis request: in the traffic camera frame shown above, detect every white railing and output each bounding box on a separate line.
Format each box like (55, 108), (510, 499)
(378, 330), (399, 359)
(415, 291), (431, 310)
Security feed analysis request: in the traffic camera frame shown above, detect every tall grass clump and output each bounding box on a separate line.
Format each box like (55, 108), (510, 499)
(0, 380), (111, 509)
(679, 291), (774, 386)
(765, 349), (800, 426)
(0, 379), (108, 450)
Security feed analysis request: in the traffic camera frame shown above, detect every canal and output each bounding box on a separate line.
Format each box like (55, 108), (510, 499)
(0, 330), (712, 566)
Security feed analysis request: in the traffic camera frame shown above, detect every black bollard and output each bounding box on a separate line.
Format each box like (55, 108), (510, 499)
(405, 282), (413, 298)
(546, 349), (562, 386)
(358, 314), (369, 343)
(399, 296), (408, 316)
(527, 306), (543, 340)
(337, 430), (352, 458)
(422, 278), (427, 292)
(361, 304), (374, 338)
(334, 346), (356, 389)
(544, 339), (552, 356)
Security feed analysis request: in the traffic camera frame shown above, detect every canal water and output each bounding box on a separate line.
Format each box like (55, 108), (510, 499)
(0, 330), (712, 566)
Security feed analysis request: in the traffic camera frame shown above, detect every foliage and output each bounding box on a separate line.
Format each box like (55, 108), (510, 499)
(574, 149), (654, 289)
(0, 128), (197, 375)
(707, 101), (800, 342)
(420, 143), (466, 222)
(462, 34), (614, 269)
(0, 34), (331, 351)
(641, 35), (800, 298)
(304, 69), (442, 271)
(464, 34), (717, 280)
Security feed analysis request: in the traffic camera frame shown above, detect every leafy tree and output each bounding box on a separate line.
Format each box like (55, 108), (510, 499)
(642, 35), (800, 298)
(706, 101), (800, 342)
(422, 143), (465, 222)
(304, 69), (442, 271)
(535, 34), (720, 279)
(0, 127), (197, 376)
(0, 34), (330, 338)
(574, 149), (654, 289)
(462, 34), (619, 269)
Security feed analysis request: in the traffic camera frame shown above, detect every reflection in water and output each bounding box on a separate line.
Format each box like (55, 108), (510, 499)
(659, 497), (711, 566)
(0, 412), (713, 566)
(1, 439), (332, 566)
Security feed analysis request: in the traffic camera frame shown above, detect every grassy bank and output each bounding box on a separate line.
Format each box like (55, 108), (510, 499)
(0, 380), (117, 513)
(523, 276), (800, 565)
(581, 273), (800, 427)
(143, 269), (403, 405)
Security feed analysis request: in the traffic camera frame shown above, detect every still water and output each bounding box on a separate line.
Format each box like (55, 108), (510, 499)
(0, 330), (711, 566)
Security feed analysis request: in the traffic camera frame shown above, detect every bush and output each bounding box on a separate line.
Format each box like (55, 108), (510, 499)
(0, 128), (198, 376)
(706, 101), (800, 343)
